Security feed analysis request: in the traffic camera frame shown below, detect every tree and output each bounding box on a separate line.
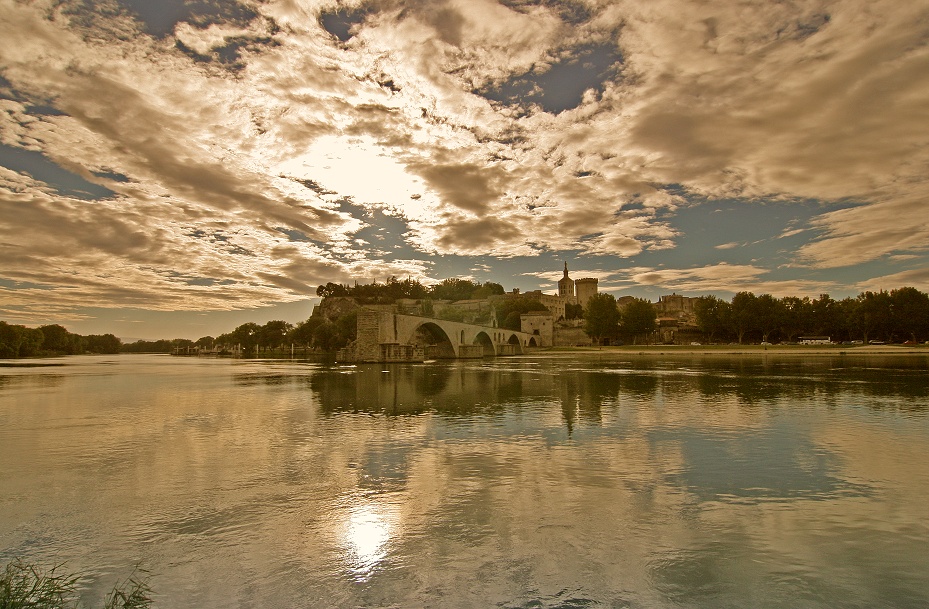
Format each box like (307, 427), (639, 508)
(214, 333), (234, 352)
(754, 294), (784, 343)
(316, 282), (348, 298)
(495, 297), (549, 331)
(889, 287), (929, 342)
(333, 311), (358, 347)
(810, 294), (842, 339)
(84, 334), (122, 354)
(430, 278), (480, 301)
(850, 291), (892, 343)
(121, 339), (173, 353)
(421, 299), (434, 317)
(396, 277), (429, 299)
(259, 320), (292, 352)
(0, 322), (24, 358)
(232, 322), (260, 355)
(18, 327), (44, 357)
(620, 298), (657, 344)
(729, 292), (758, 344)
(780, 296), (812, 343)
(694, 295), (730, 343)
(437, 307), (468, 323)
(289, 318), (324, 348)
(564, 302), (584, 320)
(195, 336), (215, 350)
(312, 322), (337, 352)
(470, 281), (505, 300)
(834, 297), (857, 342)
(584, 293), (621, 345)
(38, 324), (83, 354)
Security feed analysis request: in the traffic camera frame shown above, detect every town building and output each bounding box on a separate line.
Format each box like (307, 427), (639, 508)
(655, 293), (698, 321)
(520, 311), (554, 347)
(557, 262), (599, 309)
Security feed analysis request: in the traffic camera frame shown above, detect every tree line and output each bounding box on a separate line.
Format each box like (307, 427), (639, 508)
(0, 322), (121, 358)
(559, 287), (929, 346)
(121, 315), (359, 357)
(692, 288), (929, 344)
(316, 276), (505, 303)
(583, 294), (657, 345)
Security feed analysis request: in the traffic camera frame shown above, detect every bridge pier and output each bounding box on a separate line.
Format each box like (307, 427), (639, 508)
(457, 344), (484, 359)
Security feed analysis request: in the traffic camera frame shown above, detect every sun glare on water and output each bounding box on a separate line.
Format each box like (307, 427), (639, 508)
(344, 502), (392, 581)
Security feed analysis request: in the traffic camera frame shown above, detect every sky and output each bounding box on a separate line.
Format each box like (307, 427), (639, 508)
(1, 0), (928, 340)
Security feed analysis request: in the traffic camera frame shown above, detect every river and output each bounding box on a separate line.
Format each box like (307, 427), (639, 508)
(1, 352), (927, 608)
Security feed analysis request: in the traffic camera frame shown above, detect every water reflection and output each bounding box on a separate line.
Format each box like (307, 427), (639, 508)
(305, 355), (929, 435)
(340, 500), (395, 582)
(2, 353), (928, 608)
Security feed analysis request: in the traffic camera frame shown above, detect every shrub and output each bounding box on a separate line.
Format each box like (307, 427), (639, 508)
(0, 559), (153, 609)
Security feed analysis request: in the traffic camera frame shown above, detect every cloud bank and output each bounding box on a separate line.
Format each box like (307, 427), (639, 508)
(1, 0), (928, 321)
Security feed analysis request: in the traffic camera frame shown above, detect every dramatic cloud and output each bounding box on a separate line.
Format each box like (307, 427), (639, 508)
(2, 0), (928, 330)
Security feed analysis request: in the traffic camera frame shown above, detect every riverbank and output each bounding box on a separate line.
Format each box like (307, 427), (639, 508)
(545, 343), (929, 356)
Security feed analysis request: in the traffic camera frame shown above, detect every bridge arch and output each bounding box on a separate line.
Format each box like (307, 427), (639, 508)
(507, 333), (524, 355)
(472, 331), (496, 356)
(413, 322), (457, 358)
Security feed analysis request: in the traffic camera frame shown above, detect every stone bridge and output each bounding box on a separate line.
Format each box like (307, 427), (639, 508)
(343, 308), (542, 362)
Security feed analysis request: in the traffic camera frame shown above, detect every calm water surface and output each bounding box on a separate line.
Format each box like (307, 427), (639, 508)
(1, 352), (928, 608)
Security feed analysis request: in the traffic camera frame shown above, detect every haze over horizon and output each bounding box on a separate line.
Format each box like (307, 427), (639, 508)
(2, 0), (928, 340)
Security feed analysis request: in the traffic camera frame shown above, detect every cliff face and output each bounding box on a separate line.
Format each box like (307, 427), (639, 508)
(313, 297), (360, 321)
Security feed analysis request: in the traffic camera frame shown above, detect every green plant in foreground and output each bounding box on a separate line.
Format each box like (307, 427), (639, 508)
(1, 559), (79, 609)
(101, 572), (152, 609)
(0, 559), (153, 609)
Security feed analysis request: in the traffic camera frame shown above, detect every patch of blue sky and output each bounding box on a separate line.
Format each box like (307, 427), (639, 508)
(91, 169), (132, 183)
(176, 32), (278, 69)
(319, 7), (368, 42)
(118, 0), (259, 38)
(184, 277), (237, 287)
(340, 201), (420, 263)
(498, 0), (594, 26)
(2, 74), (66, 116)
(648, 197), (833, 269)
(422, 254), (490, 285)
(276, 227), (314, 243)
(478, 42), (623, 114)
(806, 257), (929, 295)
(0, 143), (117, 200)
(24, 104), (67, 117)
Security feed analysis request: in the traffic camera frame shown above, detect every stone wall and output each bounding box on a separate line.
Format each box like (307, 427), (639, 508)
(553, 323), (592, 346)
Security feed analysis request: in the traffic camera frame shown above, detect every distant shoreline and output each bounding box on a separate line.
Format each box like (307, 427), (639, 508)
(543, 344), (929, 357)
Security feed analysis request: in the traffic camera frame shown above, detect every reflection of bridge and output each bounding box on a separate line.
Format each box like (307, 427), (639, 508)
(340, 308), (541, 362)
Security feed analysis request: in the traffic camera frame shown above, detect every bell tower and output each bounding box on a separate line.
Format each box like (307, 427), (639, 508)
(558, 262), (575, 302)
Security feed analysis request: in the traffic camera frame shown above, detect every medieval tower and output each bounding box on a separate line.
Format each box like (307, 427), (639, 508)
(558, 262), (575, 302)
(575, 277), (599, 309)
